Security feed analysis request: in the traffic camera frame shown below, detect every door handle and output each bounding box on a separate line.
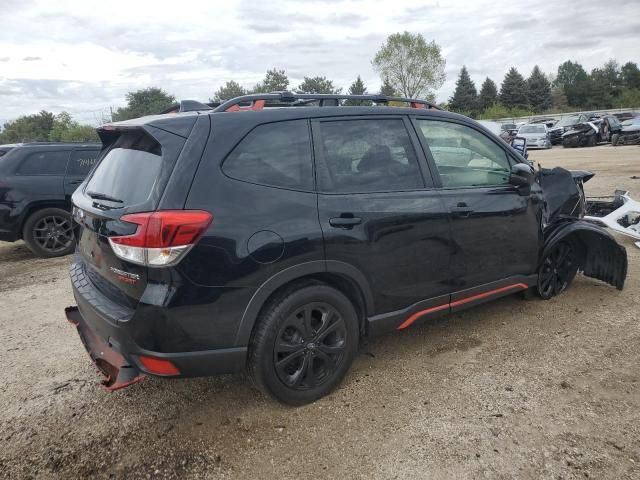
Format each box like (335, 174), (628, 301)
(329, 216), (362, 228)
(68, 180), (83, 185)
(451, 207), (474, 218)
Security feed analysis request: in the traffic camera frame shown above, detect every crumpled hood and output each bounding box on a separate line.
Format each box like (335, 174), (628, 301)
(538, 167), (593, 222)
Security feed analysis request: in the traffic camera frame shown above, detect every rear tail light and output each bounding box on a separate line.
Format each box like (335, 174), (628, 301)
(108, 210), (212, 267)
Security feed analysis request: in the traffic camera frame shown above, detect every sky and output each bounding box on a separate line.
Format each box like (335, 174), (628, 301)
(1, 0), (639, 125)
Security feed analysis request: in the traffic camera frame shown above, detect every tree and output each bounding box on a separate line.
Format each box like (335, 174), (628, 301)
(0, 111), (55, 143)
(49, 112), (98, 142)
(372, 31), (446, 98)
(112, 87), (175, 121)
(448, 66), (478, 117)
(379, 77), (398, 96)
(500, 67), (529, 109)
(586, 67), (615, 109)
(296, 76), (341, 94)
(527, 65), (552, 113)
(211, 81), (247, 102)
(252, 68), (290, 93)
(621, 61), (640, 90)
(551, 86), (569, 111)
(478, 77), (498, 112)
(344, 75), (371, 105)
(555, 61), (589, 108)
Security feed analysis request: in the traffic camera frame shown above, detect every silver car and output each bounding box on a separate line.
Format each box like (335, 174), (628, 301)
(517, 124), (551, 149)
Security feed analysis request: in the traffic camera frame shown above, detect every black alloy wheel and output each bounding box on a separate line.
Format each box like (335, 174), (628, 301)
(538, 241), (578, 300)
(23, 207), (75, 258)
(273, 302), (347, 390)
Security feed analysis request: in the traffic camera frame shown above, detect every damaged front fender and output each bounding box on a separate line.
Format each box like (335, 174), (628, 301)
(543, 220), (628, 290)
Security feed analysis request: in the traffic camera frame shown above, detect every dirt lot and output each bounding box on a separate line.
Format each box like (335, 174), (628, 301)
(1, 145), (639, 479)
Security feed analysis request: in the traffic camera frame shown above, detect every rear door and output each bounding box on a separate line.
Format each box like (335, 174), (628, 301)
(412, 118), (541, 291)
(72, 128), (186, 306)
(312, 116), (451, 317)
(64, 149), (99, 196)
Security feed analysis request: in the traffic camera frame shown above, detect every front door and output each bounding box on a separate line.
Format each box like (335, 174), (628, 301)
(412, 118), (542, 290)
(312, 116), (451, 319)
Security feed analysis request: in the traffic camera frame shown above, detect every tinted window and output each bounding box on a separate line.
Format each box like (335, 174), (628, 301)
(67, 150), (99, 176)
(85, 132), (161, 205)
(417, 120), (511, 188)
(223, 120), (312, 190)
(316, 119), (423, 193)
(17, 150), (69, 175)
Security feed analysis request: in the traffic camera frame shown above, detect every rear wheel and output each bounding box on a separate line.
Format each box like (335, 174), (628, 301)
(587, 135), (597, 147)
(248, 284), (359, 405)
(22, 208), (75, 258)
(537, 241), (579, 300)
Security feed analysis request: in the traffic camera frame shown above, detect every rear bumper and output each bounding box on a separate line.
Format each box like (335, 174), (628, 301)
(67, 265), (248, 390)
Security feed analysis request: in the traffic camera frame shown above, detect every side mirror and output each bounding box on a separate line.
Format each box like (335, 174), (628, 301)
(510, 163), (535, 194)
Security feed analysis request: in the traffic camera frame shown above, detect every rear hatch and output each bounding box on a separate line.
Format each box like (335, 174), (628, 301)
(71, 126), (187, 307)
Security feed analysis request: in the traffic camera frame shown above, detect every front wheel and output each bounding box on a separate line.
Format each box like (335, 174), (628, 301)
(537, 241), (579, 300)
(22, 207), (75, 258)
(248, 284), (359, 405)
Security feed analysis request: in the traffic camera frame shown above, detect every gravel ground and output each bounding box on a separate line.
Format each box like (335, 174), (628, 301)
(1, 145), (639, 479)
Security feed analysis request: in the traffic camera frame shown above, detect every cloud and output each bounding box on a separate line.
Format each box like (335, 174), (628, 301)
(23, 56), (41, 61)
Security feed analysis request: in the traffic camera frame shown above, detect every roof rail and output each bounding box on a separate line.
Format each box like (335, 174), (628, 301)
(213, 92), (440, 113)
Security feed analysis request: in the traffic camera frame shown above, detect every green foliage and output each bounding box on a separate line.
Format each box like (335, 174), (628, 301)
(296, 76), (341, 94)
(372, 31), (446, 98)
(527, 65), (552, 113)
(112, 87), (175, 121)
(500, 67), (529, 109)
(619, 88), (640, 108)
(379, 77), (398, 96)
(0, 111), (55, 143)
(550, 86), (569, 112)
(212, 80), (247, 102)
(621, 62), (640, 90)
(478, 77), (498, 112)
(555, 60), (589, 108)
(252, 68), (290, 93)
(345, 75), (371, 106)
(0, 110), (97, 144)
(478, 103), (533, 120)
(448, 66), (478, 117)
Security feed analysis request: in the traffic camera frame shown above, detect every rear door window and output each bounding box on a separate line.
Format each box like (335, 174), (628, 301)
(85, 132), (162, 205)
(17, 150), (70, 175)
(67, 150), (99, 177)
(314, 118), (423, 193)
(222, 120), (313, 190)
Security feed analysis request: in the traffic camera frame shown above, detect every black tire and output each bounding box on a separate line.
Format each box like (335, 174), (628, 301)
(22, 207), (75, 258)
(537, 240), (579, 300)
(611, 133), (620, 146)
(587, 135), (596, 147)
(248, 284), (359, 405)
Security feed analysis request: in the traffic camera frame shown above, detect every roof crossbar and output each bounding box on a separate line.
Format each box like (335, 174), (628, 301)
(212, 92), (440, 113)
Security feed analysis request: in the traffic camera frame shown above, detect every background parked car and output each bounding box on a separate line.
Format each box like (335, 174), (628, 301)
(612, 117), (640, 145)
(0, 142), (100, 257)
(517, 124), (551, 149)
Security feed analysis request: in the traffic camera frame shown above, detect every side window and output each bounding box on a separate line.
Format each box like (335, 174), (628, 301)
(223, 120), (313, 190)
(16, 151), (70, 175)
(416, 120), (511, 188)
(67, 150), (99, 177)
(316, 119), (423, 193)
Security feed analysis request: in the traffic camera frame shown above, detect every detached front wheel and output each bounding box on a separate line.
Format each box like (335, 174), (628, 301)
(537, 241), (579, 299)
(248, 285), (359, 405)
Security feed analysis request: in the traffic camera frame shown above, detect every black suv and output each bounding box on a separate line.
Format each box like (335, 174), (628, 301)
(0, 142), (100, 257)
(65, 94), (627, 405)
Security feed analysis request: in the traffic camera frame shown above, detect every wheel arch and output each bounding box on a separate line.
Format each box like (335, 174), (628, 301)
(19, 200), (71, 238)
(542, 220), (627, 290)
(235, 260), (374, 346)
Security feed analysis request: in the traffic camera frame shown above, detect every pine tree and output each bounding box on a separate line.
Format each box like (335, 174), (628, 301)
(379, 77), (397, 96)
(500, 67), (529, 109)
(527, 66), (552, 113)
(345, 75), (370, 105)
(478, 77), (498, 113)
(448, 66), (478, 117)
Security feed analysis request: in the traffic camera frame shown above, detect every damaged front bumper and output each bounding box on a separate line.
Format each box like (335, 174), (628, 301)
(65, 306), (144, 391)
(585, 190), (640, 248)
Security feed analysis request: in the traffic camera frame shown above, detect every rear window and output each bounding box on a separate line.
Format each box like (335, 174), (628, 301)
(222, 120), (313, 190)
(67, 150), (99, 176)
(17, 150), (70, 175)
(85, 132), (161, 205)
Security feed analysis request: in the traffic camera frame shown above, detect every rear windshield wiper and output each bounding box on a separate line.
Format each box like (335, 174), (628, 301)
(86, 191), (124, 203)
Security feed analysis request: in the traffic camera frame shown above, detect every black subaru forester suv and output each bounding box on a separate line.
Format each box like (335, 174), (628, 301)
(66, 93), (627, 405)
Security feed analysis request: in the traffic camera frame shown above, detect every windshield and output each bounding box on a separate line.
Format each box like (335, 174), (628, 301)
(519, 125), (545, 134)
(556, 116), (579, 128)
(85, 132), (162, 206)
